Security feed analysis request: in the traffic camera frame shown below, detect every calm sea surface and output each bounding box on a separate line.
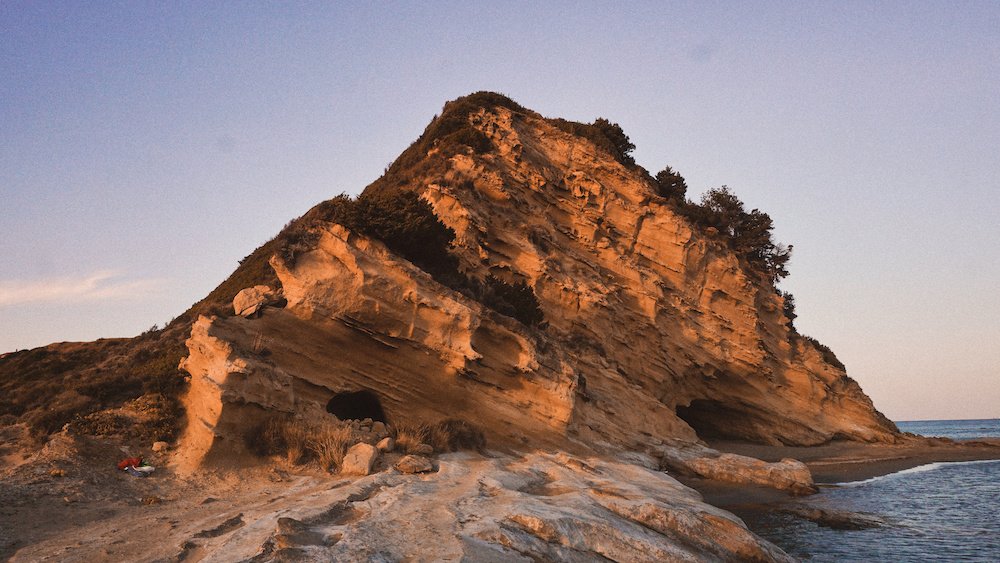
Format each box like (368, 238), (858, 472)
(896, 418), (1000, 440)
(744, 419), (1000, 562)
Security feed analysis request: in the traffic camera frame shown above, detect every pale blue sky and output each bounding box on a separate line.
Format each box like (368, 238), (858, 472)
(2, 2), (998, 420)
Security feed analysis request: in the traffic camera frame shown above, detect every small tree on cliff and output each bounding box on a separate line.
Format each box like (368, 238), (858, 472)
(591, 118), (636, 166)
(654, 166), (688, 201)
(690, 186), (792, 283)
(780, 290), (797, 330)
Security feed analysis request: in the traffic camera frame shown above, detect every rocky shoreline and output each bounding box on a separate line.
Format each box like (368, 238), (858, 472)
(4, 430), (999, 561)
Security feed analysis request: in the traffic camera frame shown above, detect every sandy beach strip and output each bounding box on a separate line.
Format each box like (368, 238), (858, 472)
(679, 438), (1000, 511)
(707, 437), (1000, 484)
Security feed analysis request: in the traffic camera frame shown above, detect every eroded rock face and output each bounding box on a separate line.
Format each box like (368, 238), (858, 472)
(415, 105), (897, 448)
(175, 97), (898, 472)
(233, 285), (281, 317)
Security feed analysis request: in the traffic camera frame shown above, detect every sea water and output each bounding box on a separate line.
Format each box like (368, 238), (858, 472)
(745, 419), (1000, 562)
(896, 418), (1000, 440)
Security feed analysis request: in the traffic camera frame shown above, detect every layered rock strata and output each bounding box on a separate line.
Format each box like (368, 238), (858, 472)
(176, 95), (897, 471)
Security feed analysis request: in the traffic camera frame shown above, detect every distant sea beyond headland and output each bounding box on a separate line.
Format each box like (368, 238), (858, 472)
(747, 418), (1000, 561)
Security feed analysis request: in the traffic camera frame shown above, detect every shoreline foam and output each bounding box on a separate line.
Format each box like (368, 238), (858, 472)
(830, 457), (1000, 487)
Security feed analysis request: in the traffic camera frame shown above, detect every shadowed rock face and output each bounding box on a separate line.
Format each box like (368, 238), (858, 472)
(175, 94), (898, 471)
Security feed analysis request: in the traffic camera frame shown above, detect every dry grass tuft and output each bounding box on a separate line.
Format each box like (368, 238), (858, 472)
(282, 422), (311, 465)
(248, 417), (360, 472)
(428, 419), (486, 453)
(248, 416), (485, 470)
(391, 418), (486, 454)
(310, 424), (354, 472)
(391, 422), (430, 454)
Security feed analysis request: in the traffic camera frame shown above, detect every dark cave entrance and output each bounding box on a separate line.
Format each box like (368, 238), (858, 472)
(326, 390), (387, 423)
(675, 399), (767, 443)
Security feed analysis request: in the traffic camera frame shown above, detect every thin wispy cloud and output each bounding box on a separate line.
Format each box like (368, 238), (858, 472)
(0, 271), (165, 307)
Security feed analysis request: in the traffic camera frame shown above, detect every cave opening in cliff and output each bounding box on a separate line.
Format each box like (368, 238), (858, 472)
(326, 390), (387, 423)
(675, 399), (767, 443)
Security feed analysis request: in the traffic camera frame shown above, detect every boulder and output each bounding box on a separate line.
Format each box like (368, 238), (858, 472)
(340, 443), (379, 476)
(659, 446), (817, 495)
(151, 441), (169, 453)
(395, 455), (434, 474)
(376, 437), (394, 452)
(233, 285), (281, 317)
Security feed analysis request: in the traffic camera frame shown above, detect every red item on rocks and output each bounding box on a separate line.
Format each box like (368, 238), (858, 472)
(117, 457), (143, 470)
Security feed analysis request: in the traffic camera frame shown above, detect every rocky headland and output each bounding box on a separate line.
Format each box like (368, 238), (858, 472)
(3, 92), (998, 561)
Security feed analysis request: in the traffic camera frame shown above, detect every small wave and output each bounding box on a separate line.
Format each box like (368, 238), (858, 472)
(832, 459), (1000, 487)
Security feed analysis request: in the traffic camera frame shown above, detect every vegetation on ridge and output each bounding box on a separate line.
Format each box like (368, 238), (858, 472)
(0, 328), (186, 440)
(683, 186), (793, 284)
(310, 191), (460, 281)
(549, 117), (637, 167)
(803, 335), (847, 371)
(374, 92), (527, 191)
(649, 156), (844, 369)
(284, 190), (545, 327)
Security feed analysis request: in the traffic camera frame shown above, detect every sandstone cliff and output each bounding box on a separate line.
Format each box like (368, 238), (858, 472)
(176, 93), (897, 474)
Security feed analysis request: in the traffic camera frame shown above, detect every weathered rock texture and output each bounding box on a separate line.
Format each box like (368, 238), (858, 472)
(175, 94), (897, 473)
(395, 454), (434, 474)
(341, 443), (378, 476)
(271, 453), (792, 561)
(232, 285), (282, 317)
(7, 450), (795, 562)
(657, 442), (817, 495)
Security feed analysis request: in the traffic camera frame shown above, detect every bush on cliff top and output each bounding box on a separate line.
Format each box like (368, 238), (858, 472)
(654, 166), (688, 201)
(671, 186), (792, 284)
(802, 335), (846, 371)
(375, 92), (524, 190)
(311, 191), (460, 280)
(285, 190), (545, 327)
(549, 117), (637, 168)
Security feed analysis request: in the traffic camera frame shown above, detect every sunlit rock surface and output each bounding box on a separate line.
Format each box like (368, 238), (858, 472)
(177, 99), (895, 472)
(170, 94), (900, 561)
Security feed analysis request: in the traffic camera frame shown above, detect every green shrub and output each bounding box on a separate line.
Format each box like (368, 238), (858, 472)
(654, 166), (688, 200)
(454, 127), (493, 154)
(302, 191), (545, 327)
(679, 186), (792, 284)
(802, 335), (846, 371)
(276, 226), (321, 266)
(780, 290), (797, 330)
(549, 117), (636, 167)
(311, 191), (460, 279)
